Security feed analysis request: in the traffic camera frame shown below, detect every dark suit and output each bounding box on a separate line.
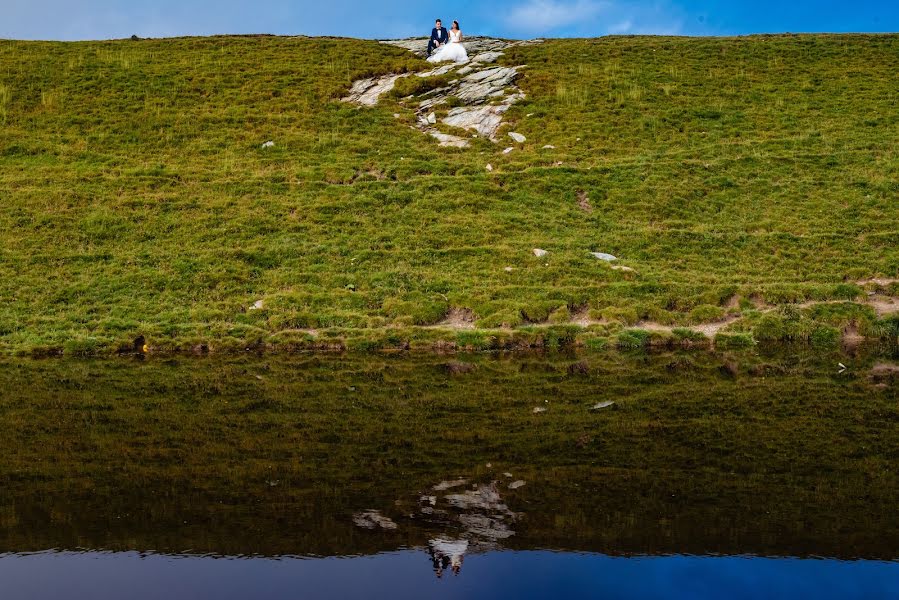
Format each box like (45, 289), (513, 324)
(427, 27), (449, 56)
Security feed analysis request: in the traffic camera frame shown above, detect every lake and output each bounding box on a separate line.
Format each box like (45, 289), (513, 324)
(0, 347), (896, 598)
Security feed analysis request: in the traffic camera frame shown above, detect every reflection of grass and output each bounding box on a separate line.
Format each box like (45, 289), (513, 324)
(0, 35), (897, 355)
(0, 350), (895, 558)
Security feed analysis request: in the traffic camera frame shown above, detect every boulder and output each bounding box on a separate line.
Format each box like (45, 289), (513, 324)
(443, 104), (512, 140)
(428, 130), (470, 148)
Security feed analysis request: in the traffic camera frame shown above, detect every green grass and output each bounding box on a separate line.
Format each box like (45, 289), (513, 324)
(0, 34), (897, 355)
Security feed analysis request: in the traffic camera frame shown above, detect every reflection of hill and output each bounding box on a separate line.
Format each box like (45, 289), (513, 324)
(0, 350), (896, 559)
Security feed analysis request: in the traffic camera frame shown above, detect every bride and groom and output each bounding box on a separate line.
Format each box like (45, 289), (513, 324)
(426, 18), (468, 63)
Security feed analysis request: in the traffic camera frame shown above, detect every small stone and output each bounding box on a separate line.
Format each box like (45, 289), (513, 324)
(486, 164), (494, 171)
(532, 407), (547, 414)
(502, 147), (514, 154)
(249, 300), (264, 311)
(612, 265), (634, 273)
(503, 472), (513, 478)
(504, 266), (513, 272)
(532, 248), (548, 257)
(393, 113), (401, 118)
(590, 401), (615, 410)
(542, 144), (555, 149)
(508, 480), (526, 490)
(526, 113), (535, 117)
(261, 141), (274, 149)
(590, 252), (618, 262)
(427, 112), (437, 124)
(509, 132), (526, 143)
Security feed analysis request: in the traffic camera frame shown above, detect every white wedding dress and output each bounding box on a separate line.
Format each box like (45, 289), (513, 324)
(427, 30), (469, 63)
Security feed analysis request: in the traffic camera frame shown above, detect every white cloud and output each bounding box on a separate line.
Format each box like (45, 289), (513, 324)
(506, 0), (609, 31)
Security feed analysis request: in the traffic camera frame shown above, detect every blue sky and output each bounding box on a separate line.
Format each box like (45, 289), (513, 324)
(3, 1), (897, 41)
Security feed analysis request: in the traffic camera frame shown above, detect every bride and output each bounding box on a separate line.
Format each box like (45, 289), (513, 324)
(427, 21), (468, 63)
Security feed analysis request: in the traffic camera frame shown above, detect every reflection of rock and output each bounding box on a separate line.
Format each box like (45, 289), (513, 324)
(433, 479), (469, 491)
(459, 514), (515, 540)
(352, 510), (398, 530)
(445, 482), (508, 512)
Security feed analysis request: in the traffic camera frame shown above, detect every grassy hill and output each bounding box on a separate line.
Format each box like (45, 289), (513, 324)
(0, 34), (897, 355)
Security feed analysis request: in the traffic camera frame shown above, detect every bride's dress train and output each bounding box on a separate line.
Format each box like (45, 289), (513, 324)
(428, 30), (468, 63)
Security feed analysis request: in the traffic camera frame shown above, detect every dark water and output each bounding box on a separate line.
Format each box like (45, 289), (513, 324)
(0, 349), (896, 598)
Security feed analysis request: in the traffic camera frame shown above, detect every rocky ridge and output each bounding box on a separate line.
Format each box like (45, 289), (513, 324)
(343, 37), (542, 147)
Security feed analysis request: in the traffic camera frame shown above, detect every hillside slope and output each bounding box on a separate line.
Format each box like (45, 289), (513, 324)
(0, 34), (897, 354)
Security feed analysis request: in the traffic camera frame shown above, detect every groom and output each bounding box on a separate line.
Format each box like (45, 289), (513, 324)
(427, 19), (449, 57)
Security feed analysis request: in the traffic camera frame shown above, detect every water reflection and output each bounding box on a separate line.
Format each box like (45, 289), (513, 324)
(0, 349), (896, 596)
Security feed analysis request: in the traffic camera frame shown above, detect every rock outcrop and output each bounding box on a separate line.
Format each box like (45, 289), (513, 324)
(342, 73), (409, 106)
(345, 37), (543, 148)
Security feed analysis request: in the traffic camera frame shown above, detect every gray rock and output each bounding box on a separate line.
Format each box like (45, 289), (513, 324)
(443, 104), (512, 140)
(502, 147), (514, 154)
(590, 401), (615, 410)
(532, 248), (548, 257)
(590, 252), (618, 262)
(381, 36), (511, 58)
(417, 63), (457, 78)
(471, 51), (505, 64)
(427, 112), (437, 124)
(532, 406), (547, 414)
(342, 73), (409, 106)
(509, 132), (526, 143)
(428, 130), (470, 148)
(261, 141), (274, 149)
(508, 480), (526, 490)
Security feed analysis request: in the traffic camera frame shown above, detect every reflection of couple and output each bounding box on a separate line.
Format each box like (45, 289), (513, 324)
(426, 18), (469, 64)
(429, 538), (468, 578)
